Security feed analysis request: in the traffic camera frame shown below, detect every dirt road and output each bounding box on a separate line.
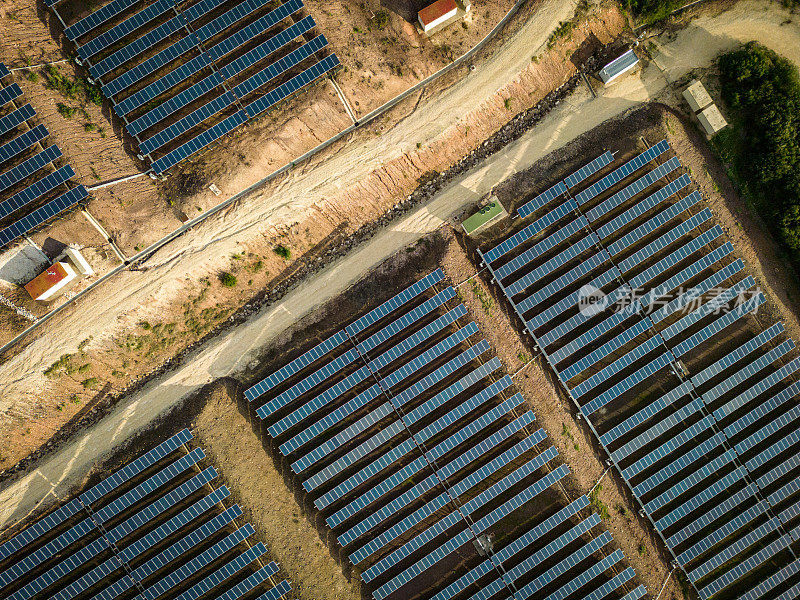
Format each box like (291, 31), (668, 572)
(1, 0), (799, 529)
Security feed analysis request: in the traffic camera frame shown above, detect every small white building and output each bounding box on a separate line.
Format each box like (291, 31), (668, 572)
(697, 104), (728, 136)
(598, 49), (639, 86)
(418, 0), (469, 35)
(682, 79), (713, 113)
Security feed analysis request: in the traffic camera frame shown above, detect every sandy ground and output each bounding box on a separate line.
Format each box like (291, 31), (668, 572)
(1, 0), (799, 554)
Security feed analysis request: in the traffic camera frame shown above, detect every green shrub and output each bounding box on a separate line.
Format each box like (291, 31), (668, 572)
(717, 42), (800, 263)
(219, 272), (237, 287)
(371, 10), (389, 29)
(273, 244), (291, 260)
(626, 0), (684, 23)
(57, 103), (76, 118)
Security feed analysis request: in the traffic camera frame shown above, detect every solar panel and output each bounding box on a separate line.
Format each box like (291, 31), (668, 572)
(151, 109), (248, 174)
(340, 407), (534, 549)
(494, 216), (588, 282)
(431, 497), (590, 600)
(581, 567), (635, 600)
(232, 35), (328, 101)
(583, 352), (674, 417)
(196, 0), (289, 49)
(0, 145), (61, 196)
(689, 516), (781, 583)
(0, 83), (22, 107)
(667, 482), (759, 548)
(141, 525), (257, 600)
(0, 63), (9, 79)
(372, 465), (570, 600)
(768, 473), (800, 506)
(645, 450), (737, 514)
(213, 563), (280, 600)
(516, 180), (568, 219)
(621, 586), (648, 600)
(254, 581), (293, 600)
(779, 497), (800, 525)
(589, 158), (684, 226)
(0, 182), (84, 248)
(574, 140), (669, 205)
(622, 416), (715, 481)
(739, 558), (800, 600)
(469, 514), (602, 600)
(243, 54), (341, 120)
(560, 317), (652, 383)
(0, 124), (49, 164)
(756, 441), (800, 490)
(713, 355), (800, 422)
(515, 535), (615, 599)
(564, 151), (614, 189)
(654, 467), (747, 533)
(600, 380), (694, 447)
(0, 164), (75, 220)
(64, 0), (139, 41)
(725, 380), (800, 440)
(604, 182), (698, 254)
(77, 0), (175, 61)
(322, 378), (515, 517)
(693, 323), (784, 388)
(677, 500), (769, 567)
(516, 250), (610, 314)
(634, 432), (726, 498)
(698, 534), (791, 599)
(352, 421), (542, 566)
(0, 104), (36, 137)
(484, 200), (576, 267)
(612, 398), (705, 464)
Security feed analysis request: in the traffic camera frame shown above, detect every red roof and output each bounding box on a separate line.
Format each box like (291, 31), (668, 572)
(24, 263), (69, 299)
(418, 0), (457, 26)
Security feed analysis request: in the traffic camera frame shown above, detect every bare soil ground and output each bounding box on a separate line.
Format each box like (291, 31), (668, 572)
(0, 0), (615, 471)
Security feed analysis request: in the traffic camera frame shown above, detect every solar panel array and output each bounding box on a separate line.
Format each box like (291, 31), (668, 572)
(49, 0), (340, 174)
(0, 429), (291, 600)
(0, 64), (87, 248)
(481, 139), (800, 598)
(244, 270), (644, 599)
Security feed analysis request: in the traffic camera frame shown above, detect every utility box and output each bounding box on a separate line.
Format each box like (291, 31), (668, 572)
(682, 79), (713, 113)
(24, 262), (77, 301)
(462, 196), (507, 236)
(598, 49), (639, 86)
(697, 104), (728, 136)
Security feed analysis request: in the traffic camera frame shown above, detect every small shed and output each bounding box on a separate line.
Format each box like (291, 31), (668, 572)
(24, 262), (77, 301)
(462, 197), (507, 236)
(682, 79), (713, 113)
(597, 49), (639, 86)
(418, 0), (458, 34)
(697, 104), (728, 136)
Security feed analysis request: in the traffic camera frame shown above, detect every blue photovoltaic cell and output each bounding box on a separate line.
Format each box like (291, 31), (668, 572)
(756, 441), (800, 489)
(469, 514), (602, 600)
(645, 450), (737, 514)
(600, 380), (694, 447)
(574, 140), (669, 206)
(198, 0), (288, 51)
(726, 380), (800, 440)
(667, 482), (760, 548)
(634, 432), (726, 499)
(64, 0), (139, 41)
(693, 323), (784, 389)
(713, 355), (800, 422)
(494, 216), (588, 282)
(622, 416), (715, 481)
(588, 157), (682, 225)
(689, 517), (781, 583)
(516, 180), (568, 219)
(0, 145), (61, 196)
(698, 535), (791, 599)
(0, 83), (22, 107)
(621, 586), (648, 600)
(0, 63), (9, 79)
(322, 379), (515, 518)
(0, 104), (36, 138)
(654, 467), (747, 532)
(673, 293), (766, 359)
(429, 497), (590, 600)
(483, 199), (577, 265)
(77, 0), (175, 61)
(243, 54), (341, 120)
(564, 151), (614, 189)
(677, 500), (769, 567)
(583, 353), (674, 417)
(232, 35), (328, 100)
(581, 567), (635, 600)
(0, 165), (74, 220)
(0, 124), (48, 164)
(515, 536), (616, 600)
(737, 558), (800, 600)
(372, 465), (570, 600)
(768, 473), (800, 506)
(0, 185), (86, 248)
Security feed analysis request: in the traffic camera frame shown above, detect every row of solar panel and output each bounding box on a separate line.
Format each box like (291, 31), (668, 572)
(0, 429), (292, 600)
(0, 69), (86, 247)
